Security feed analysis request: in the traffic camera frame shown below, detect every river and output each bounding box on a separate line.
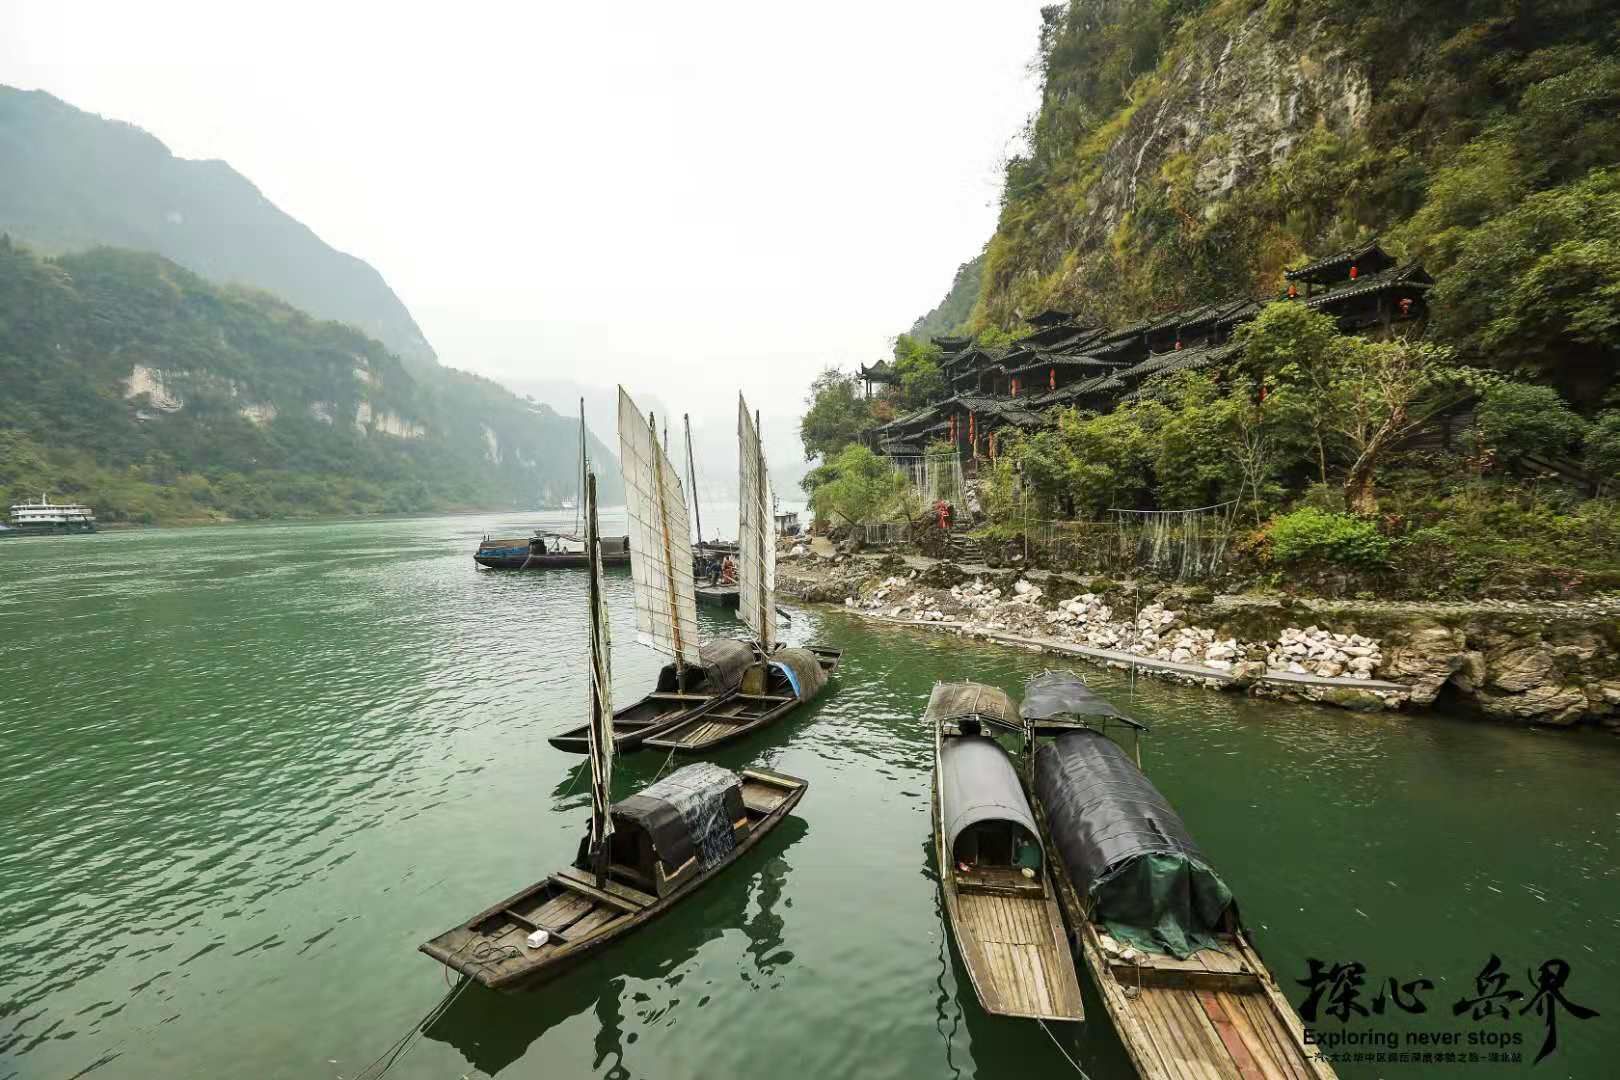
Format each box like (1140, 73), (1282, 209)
(1, 514), (1616, 1080)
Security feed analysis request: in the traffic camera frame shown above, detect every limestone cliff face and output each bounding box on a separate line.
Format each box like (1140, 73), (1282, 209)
(976, 2), (1379, 327)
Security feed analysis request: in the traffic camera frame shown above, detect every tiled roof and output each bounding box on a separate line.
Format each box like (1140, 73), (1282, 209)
(1285, 237), (1393, 282)
(1302, 262), (1433, 309)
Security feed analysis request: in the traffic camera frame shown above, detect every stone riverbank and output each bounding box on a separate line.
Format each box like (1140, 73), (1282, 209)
(777, 549), (1620, 729)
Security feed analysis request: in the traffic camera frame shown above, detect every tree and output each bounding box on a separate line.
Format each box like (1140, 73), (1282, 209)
(1237, 302), (1345, 483)
(1474, 382), (1586, 464)
(1586, 410), (1620, 492)
(808, 444), (915, 525)
(798, 368), (872, 463)
(892, 334), (946, 409)
(1327, 340), (1480, 514)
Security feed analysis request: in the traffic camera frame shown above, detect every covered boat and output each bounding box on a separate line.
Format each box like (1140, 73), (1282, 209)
(475, 531), (630, 570)
(1026, 671), (1335, 1079)
(928, 682), (1083, 1022)
(421, 465), (809, 991)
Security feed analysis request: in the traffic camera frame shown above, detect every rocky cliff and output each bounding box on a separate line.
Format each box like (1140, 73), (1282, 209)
(925, 0), (1620, 399)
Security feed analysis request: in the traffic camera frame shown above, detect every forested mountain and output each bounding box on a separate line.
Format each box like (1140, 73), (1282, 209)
(0, 86), (436, 373)
(913, 0), (1620, 407)
(0, 241), (620, 523)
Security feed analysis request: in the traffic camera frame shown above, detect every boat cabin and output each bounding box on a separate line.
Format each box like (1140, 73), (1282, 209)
(580, 762), (750, 898)
(940, 737), (1043, 881)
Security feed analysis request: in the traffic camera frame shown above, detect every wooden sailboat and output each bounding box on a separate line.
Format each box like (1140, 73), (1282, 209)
(1022, 670), (1336, 1079)
(640, 396), (841, 754)
(549, 388), (753, 753)
(421, 468), (809, 991)
(927, 681), (1084, 1022)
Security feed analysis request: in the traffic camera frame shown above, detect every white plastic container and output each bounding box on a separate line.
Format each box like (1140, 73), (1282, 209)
(525, 929), (550, 949)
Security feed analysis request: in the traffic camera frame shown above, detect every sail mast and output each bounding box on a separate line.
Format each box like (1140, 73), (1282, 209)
(584, 467), (614, 888)
(684, 413), (704, 553)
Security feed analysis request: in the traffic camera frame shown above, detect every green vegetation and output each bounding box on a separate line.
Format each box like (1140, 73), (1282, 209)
(0, 86), (436, 371)
(917, 0), (1620, 413)
(908, 255), (984, 340)
(805, 445), (917, 526)
(1265, 508), (1391, 569)
(0, 240), (616, 524)
(798, 369), (874, 463)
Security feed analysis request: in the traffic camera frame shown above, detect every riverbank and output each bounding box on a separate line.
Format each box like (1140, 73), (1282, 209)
(778, 547), (1620, 729)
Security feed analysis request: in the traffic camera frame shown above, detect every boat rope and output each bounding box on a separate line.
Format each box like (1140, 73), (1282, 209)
(352, 942), (516, 1080)
(651, 740), (679, 783)
(1037, 1017), (1094, 1080)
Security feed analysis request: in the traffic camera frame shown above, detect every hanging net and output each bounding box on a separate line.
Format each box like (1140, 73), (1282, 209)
(1109, 501), (1238, 582)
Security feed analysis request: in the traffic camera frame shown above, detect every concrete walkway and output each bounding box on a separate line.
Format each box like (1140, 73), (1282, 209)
(842, 609), (1409, 696)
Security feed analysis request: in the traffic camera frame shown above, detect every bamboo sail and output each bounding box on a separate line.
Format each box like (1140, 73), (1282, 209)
(737, 395), (776, 652)
(617, 387), (702, 677)
(584, 468), (614, 886)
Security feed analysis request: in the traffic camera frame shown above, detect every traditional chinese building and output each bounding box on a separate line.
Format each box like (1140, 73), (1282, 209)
(862, 240), (1431, 473)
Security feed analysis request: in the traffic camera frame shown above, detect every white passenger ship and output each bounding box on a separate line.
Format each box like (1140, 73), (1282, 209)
(3, 494), (97, 536)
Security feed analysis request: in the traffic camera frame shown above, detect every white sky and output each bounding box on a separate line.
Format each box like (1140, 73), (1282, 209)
(2, 0), (1048, 436)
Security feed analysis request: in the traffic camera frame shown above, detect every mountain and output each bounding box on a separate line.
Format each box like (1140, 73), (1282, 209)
(908, 254), (983, 340)
(0, 86), (436, 373)
(916, 0), (1620, 405)
(0, 240), (620, 523)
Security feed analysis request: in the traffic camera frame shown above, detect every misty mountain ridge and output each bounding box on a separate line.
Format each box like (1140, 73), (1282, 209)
(0, 86), (439, 373)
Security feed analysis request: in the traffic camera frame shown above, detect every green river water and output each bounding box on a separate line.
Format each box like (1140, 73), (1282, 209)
(1, 515), (1616, 1080)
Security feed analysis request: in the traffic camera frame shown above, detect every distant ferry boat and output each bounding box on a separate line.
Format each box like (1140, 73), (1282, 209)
(3, 494), (97, 536)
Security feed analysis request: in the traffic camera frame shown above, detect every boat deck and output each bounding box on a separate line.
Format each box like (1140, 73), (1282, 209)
(950, 884), (1084, 1020)
(1085, 922), (1330, 1080)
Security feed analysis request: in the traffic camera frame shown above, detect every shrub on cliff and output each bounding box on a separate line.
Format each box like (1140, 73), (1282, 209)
(1266, 507), (1392, 568)
(1474, 382), (1587, 464)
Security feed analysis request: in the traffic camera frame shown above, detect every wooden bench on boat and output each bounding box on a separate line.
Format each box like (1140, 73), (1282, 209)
(641, 646), (836, 754)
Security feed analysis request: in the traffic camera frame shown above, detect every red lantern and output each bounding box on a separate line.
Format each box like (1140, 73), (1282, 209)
(1399, 297), (1414, 316)
(1349, 264), (1358, 280)
(1011, 377), (1018, 398)
(1049, 367), (1056, 391)
(1175, 340), (1183, 351)
(1288, 283), (1298, 299)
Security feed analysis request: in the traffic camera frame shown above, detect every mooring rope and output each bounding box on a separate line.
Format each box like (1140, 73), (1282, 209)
(1038, 1017), (1095, 1080)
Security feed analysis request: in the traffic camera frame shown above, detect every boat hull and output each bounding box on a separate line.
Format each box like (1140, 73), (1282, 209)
(932, 716), (1084, 1022)
(1030, 788), (1336, 1078)
(420, 769), (807, 991)
(0, 522), (96, 536)
(474, 545), (631, 570)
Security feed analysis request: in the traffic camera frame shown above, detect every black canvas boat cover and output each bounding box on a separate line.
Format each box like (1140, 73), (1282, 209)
(939, 736), (1039, 861)
(925, 682), (1019, 728)
(1035, 730), (1233, 958)
(658, 638), (754, 694)
(1021, 670), (1139, 725)
(771, 647), (829, 702)
(611, 762), (744, 873)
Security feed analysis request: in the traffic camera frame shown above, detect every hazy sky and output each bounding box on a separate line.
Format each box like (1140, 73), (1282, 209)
(2, 1), (1049, 434)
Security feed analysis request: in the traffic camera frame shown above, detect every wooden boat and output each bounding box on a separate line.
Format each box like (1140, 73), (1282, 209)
(421, 465), (809, 991)
(475, 531), (630, 570)
(640, 645), (838, 753)
(638, 396), (843, 755)
(547, 638), (753, 753)
(422, 764), (807, 990)
(927, 681), (1084, 1022)
(1022, 670), (1335, 1080)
